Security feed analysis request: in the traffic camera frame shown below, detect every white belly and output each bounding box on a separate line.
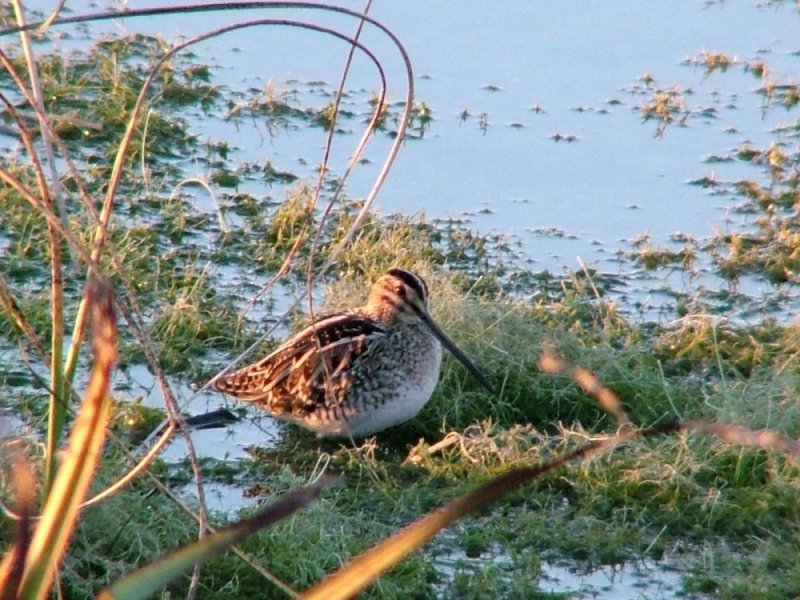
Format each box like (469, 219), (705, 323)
(294, 337), (443, 438)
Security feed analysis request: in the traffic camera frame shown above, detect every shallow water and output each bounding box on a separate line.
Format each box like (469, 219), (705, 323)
(142, 3), (797, 247)
(15, 0), (796, 319)
(11, 1), (798, 256)
(433, 532), (686, 599)
(540, 559), (683, 600)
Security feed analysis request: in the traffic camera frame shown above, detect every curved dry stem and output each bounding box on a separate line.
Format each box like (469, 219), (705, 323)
(34, 0), (67, 34)
(81, 423), (177, 509)
(171, 177), (227, 233)
(303, 0), (376, 306)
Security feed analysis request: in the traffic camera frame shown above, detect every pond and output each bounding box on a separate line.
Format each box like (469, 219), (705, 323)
(13, 1), (800, 300)
(118, 0), (800, 317)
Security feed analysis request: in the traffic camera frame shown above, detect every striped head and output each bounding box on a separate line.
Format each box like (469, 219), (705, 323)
(364, 267), (431, 325)
(364, 267), (495, 393)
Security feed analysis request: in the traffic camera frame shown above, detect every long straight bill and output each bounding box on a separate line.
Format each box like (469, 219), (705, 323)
(419, 311), (495, 393)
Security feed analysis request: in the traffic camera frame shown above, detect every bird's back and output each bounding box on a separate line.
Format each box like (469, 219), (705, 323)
(212, 312), (387, 418)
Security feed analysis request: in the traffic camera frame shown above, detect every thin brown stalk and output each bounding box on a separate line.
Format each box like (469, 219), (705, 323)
(689, 419), (800, 455)
(35, 0), (66, 33)
(0, 271), (48, 360)
(538, 349), (632, 428)
(304, 0), (378, 306)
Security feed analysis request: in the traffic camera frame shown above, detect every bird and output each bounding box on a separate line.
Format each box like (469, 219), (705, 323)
(212, 267), (494, 437)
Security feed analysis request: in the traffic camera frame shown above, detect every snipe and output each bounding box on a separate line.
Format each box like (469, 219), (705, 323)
(212, 267), (494, 437)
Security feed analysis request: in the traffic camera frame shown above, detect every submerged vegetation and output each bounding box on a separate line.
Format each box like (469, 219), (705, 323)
(1, 4), (800, 599)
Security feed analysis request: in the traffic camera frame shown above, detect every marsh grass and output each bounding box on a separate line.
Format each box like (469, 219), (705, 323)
(2, 3), (800, 600)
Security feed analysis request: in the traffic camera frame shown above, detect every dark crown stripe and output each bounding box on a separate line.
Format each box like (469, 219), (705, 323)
(387, 267), (428, 301)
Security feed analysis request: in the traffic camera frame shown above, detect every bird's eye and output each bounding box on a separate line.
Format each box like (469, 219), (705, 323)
(395, 285), (406, 297)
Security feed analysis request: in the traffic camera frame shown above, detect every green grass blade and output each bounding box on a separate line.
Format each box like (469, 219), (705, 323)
(97, 477), (334, 600)
(43, 248), (66, 495)
(17, 280), (117, 600)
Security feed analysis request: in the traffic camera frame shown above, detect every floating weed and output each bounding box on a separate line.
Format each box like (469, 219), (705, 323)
(549, 132), (578, 142)
(211, 183), (316, 273)
(156, 194), (215, 242)
(758, 142), (790, 181)
(629, 233), (697, 271)
(758, 81), (800, 111)
(262, 160), (299, 184)
(734, 178), (772, 206)
(744, 58), (769, 78)
(313, 101), (339, 130)
(699, 49), (734, 76)
(227, 79), (301, 126)
(639, 85), (689, 136)
(708, 216), (800, 285)
(3, 33), (207, 162)
(211, 169), (240, 189)
(477, 111), (490, 133)
(407, 100), (432, 137)
(652, 315), (794, 378)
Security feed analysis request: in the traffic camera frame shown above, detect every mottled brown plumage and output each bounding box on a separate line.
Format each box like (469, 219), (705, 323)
(212, 268), (493, 437)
